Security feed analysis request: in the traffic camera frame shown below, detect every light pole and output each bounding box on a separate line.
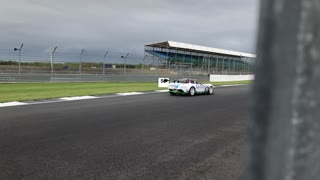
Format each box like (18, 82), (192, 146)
(50, 46), (57, 74)
(240, 55), (243, 75)
(14, 43), (24, 74)
(121, 53), (129, 74)
(79, 49), (85, 74)
(103, 50), (109, 75)
(142, 55), (147, 70)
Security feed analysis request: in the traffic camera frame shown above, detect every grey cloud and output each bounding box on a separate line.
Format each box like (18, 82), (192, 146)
(0, 0), (259, 55)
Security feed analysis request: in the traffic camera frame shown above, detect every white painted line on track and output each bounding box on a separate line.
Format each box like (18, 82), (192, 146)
(0, 101), (28, 107)
(154, 90), (169, 92)
(117, 92), (145, 96)
(0, 84), (250, 108)
(218, 84), (248, 87)
(59, 96), (98, 101)
(18, 95), (121, 106)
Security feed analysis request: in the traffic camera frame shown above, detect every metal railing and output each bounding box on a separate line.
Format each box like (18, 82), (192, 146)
(0, 48), (255, 75)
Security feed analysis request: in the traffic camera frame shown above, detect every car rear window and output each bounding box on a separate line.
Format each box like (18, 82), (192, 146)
(174, 80), (187, 83)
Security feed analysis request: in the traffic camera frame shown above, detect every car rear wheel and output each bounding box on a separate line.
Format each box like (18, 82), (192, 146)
(209, 87), (214, 95)
(189, 87), (196, 96)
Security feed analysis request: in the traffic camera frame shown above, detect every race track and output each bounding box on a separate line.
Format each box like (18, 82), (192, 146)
(0, 86), (250, 180)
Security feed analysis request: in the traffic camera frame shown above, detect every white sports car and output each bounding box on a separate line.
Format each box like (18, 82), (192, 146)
(168, 78), (215, 96)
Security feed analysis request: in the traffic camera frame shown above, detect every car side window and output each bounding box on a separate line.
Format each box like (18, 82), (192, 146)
(191, 80), (194, 83)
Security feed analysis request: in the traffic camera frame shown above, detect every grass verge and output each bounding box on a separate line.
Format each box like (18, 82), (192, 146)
(210, 80), (252, 86)
(0, 80), (252, 103)
(0, 82), (164, 103)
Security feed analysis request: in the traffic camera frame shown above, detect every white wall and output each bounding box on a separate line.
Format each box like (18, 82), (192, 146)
(210, 75), (254, 82)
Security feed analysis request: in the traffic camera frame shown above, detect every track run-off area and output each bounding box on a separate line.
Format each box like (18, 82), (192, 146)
(0, 85), (250, 180)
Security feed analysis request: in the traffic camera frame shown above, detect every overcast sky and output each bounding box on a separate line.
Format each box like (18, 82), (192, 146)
(0, 0), (259, 56)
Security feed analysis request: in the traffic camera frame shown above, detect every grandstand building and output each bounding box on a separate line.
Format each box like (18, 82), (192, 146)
(144, 41), (256, 74)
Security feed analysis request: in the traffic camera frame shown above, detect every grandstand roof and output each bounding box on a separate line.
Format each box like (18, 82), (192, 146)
(145, 41), (256, 58)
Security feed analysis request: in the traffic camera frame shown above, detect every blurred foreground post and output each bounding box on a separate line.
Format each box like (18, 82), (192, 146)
(248, 0), (320, 180)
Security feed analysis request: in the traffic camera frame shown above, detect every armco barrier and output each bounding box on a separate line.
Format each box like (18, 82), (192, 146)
(210, 74), (254, 82)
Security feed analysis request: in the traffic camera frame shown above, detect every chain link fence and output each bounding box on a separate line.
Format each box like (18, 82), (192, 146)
(0, 47), (254, 82)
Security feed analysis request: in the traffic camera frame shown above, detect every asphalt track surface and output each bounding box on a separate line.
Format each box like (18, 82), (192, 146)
(0, 86), (250, 180)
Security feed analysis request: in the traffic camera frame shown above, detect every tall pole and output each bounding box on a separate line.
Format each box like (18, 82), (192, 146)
(79, 49), (84, 75)
(201, 55), (204, 72)
(222, 58), (225, 75)
(142, 55), (147, 70)
(18, 50), (21, 74)
(14, 43), (23, 74)
(215, 57), (218, 74)
(190, 53), (192, 74)
(197, 54), (200, 72)
(123, 53), (129, 74)
(175, 50), (178, 74)
(103, 50), (109, 75)
(166, 44), (169, 69)
(207, 56), (210, 75)
(228, 58), (230, 75)
(240, 56), (242, 75)
(50, 46), (57, 75)
(243, 61), (245, 74)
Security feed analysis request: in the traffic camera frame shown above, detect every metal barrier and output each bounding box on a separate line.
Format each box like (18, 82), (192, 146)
(0, 73), (210, 83)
